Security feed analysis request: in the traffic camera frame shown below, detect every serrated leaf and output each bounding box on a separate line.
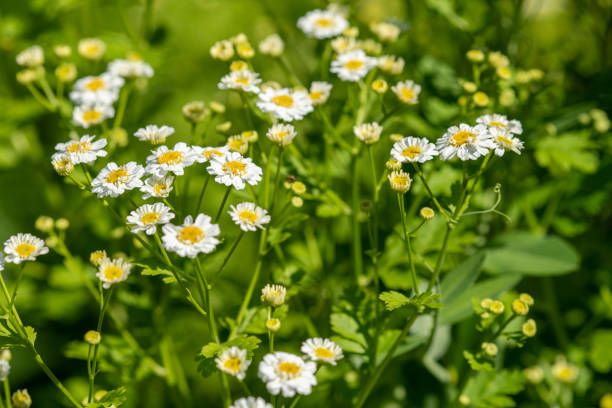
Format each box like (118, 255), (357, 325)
(141, 268), (177, 284)
(200, 343), (222, 358)
(330, 313), (367, 347)
(463, 350), (493, 371)
(379, 291), (411, 311)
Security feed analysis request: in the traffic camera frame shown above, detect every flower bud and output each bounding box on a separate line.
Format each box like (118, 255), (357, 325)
(35, 216), (54, 232)
(12, 389), (32, 408)
(261, 284), (286, 307)
(84, 330), (101, 345)
(266, 318), (281, 332)
(420, 207), (435, 220)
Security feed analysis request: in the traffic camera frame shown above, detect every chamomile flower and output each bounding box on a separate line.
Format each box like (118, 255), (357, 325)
(261, 284), (286, 307)
(476, 114), (523, 135)
(134, 125), (175, 145)
(215, 347), (251, 380)
(256, 88), (313, 122)
(258, 352), (317, 398)
(353, 122), (382, 144)
(436, 124), (494, 161)
(259, 34), (284, 57)
(390, 136), (439, 163)
(3, 233), (49, 264)
(218, 69), (262, 94)
(210, 40), (234, 61)
(96, 257), (131, 289)
(309, 81), (332, 105)
(54, 135), (108, 164)
(489, 127), (524, 156)
(371, 22), (401, 42)
(161, 214), (220, 258)
(145, 142), (197, 177)
(140, 174), (175, 199)
(230, 397), (272, 408)
(126, 203), (175, 235)
(331, 50), (378, 82)
(267, 123), (297, 146)
(392, 80), (421, 104)
(16, 45), (44, 67)
(70, 73), (124, 105)
(72, 104), (114, 128)
(552, 357), (578, 383)
(227, 134), (249, 154)
(301, 338), (344, 365)
(107, 57), (154, 79)
(229, 202), (270, 231)
(297, 9), (348, 39)
(91, 161), (145, 198)
(51, 152), (74, 175)
(388, 170), (412, 193)
(207, 152), (262, 190)
(78, 38), (106, 60)
(192, 146), (230, 164)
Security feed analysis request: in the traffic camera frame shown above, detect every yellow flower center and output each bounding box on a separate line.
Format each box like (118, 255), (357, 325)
(235, 77), (250, 85)
(556, 367), (575, 381)
(271, 94), (294, 108)
(314, 347), (334, 358)
(489, 121), (506, 128)
(497, 135), (513, 146)
(85, 44), (100, 56)
(157, 151), (184, 165)
(229, 139), (247, 151)
(15, 243), (36, 258)
(223, 357), (242, 372)
(203, 149), (224, 159)
(310, 91), (323, 101)
(153, 184), (168, 195)
(86, 77), (105, 91)
(278, 362), (300, 377)
(392, 175), (410, 186)
(67, 141), (92, 153)
(315, 18), (334, 27)
(238, 210), (258, 223)
(141, 211), (160, 225)
(401, 146), (422, 158)
(106, 169), (128, 184)
(178, 225), (205, 244)
(103, 265), (124, 281)
(222, 160), (247, 176)
(127, 52), (142, 61)
(345, 60), (364, 70)
(452, 130), (474, 146)
(83, 110), (102, 123)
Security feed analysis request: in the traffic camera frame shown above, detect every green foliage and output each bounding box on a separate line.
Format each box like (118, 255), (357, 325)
(463, 370), (526, 407)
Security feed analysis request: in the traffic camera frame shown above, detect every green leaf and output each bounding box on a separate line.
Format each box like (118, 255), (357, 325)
(200, 343), (222, 358)
(98, 387), (127, 407)
(463, 370), (525, 407)
(463, 350), (493, 371)
(379, 291), (410, 311)
(141, 268), (177, 284)
(589, 330), (612, 373)
(441, 252), (485, 304)
(330, 313), (367, 348)
(534, 131), (599, 174)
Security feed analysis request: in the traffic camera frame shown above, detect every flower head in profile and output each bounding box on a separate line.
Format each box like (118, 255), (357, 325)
(388, 170), (412, 194)
(51, 153), (74, 176)
(107, 56), (154, 78)
(227, 134), (249, 154)
(210, 40), (234, 61)
(230, 397), (272, 408)
(256, 88), (313, 122)
(126, 203), (175, 235)
(11, 389), (32, 408)
(3, 233), (49, 264)
(55, 135), (108, 164)
(134, 125), (175, 145)
(70, 73), (124, 105)
(261, 284), (286, 307)
(353, 122), (382, 144)
(390, 136), (439, 163)
(436, 124), (494, 161)
(552, 357), (578, 383)
(97, 257), (131, 289)
(297, 9), (348, 39)
(215, 347), (251, 380)
(229, 202), (271, 231)
(392, 80), (421, 105)
(258, 352), (317, 398)
(140, 174), (175, 199)
(146, 142), (197, 177)
(161, 214), (220, 258)
(72, 104), (114, 128)
(476, 114), (522, 135)
(259, 34), (284, 57)
(0, 359), (10, 381)
(207, 151), (263, 190)
(489, 127), (524, 157)
(192, 146), (230, 164)
(309, 81), (332, 105)
(370, 22), (401, 42)
(78, 38), (106, 60)
(301, 338), (344, 365)
(331, 50), (378, 82)
(91, 161), (145, 198)
(218, 69), (262, 94)
(267, 123), (297, 147)
(16, 45), (44, 67)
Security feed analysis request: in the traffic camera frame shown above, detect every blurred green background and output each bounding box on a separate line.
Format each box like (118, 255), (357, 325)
(0, 0), (611, 407)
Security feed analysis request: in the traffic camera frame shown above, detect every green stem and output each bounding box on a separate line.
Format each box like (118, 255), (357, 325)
(270, 147), (284, 213)
(426, 225), (451, 292)
(412, 163), (450, 221)
(113, 82), (132, 129)
(397, 194), (419, 295)
(288, 395), (302, 408)
(351, 154), (364, 282)
(214, 186), (232, 223)
(89, 285), (114, 402)
(215, 232), (245, 278)
(366, 145), (381, 363)
(196, 176), (211, 213)
(38, 75), (59, 108)
(3, 379), (11, 408)
(25, 82), (54, 110)
(7, 265), (25, 312)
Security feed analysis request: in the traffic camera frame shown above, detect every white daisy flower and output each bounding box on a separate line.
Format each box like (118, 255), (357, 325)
(54, 135), (107, 164)
(256, 88), (313, 122)
(489, 127), (524, 156)
(51, 152), (74, 175)
(70, 73), (124, 105)
(309, 81), (332, 105)
(261, 284), (286, 307)
(259, 34), (284, 57)
(3, 233), (49, 264)
(229, 202), (271, 231)
(301, 338), (344, 365)
(126, 203), (175, 235)
(192, 146), (230, 164)
(145, 142), (197, 177)
(353, 122), (382, 144)
(140, 174), (175, 199)
(258, 352), (317, 398)
(96, 257), (131, 289)
(78, 38), (106, 60)
(16, 45), (44, 67)
(218, 69), (261, 94)
(371, 22), (401, 42)
(330, 50), (378, 82)
(390, 136), (439, 163)
(476, 114), (523, 135)
(378, 55), (405, 75)
(215, 347), (251, 380)
(107, 58), (154, 79)
(91, 161), (145, 198)
(207, 151), (263, 190)
(0, 359), (10, 381)
(266, 123), (297, 147)
(0, 254), (4, 272)
(161, 214), (220, 258)
(297, 9), (348, 39)
(72, 104), (114, 128)
(391, 80), (421, 104)
(436, 124), (495, 161)
(134, 125), (175, 145)
(230, 397), (272, 408)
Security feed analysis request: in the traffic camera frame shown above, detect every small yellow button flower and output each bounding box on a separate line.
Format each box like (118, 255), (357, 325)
(489, 300), (505, 314)
(84, 330), (102, 345)
(266, 318), (281, 332)
(291, 181), (306, 195)
(372, 79), (388, 94)
(473, 91), (489, 107)
(466, 49), (485, 62)
(481, 342), (498, 356)
(420, 207), (435, 220)
(522, 319), (537, 337)
(519, 293), (534, 306)
(512, 298), (529, 315)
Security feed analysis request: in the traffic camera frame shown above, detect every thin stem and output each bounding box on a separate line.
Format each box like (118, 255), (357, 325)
(288, 395), (302, 408)
(81, 164), (93, 185)
(196, 175), (211, 213)
(38, 75), (59, 108)
(3, 379), (11, 408)
(426, 225), (451, 292)
(351, 154), (364, 282)
(397, 194), (419, 295)
(215, 232), (246, 278)
(214, 186), (232, 223)
(25, 83), (54, 110)
(89, 285), (114, 402)
(412, 163), (450, 221)
(366, 145), (381, 363)
(113, 82), (132, 129)
(270, 147), (284, 213)
(7, 265), (25, 312)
